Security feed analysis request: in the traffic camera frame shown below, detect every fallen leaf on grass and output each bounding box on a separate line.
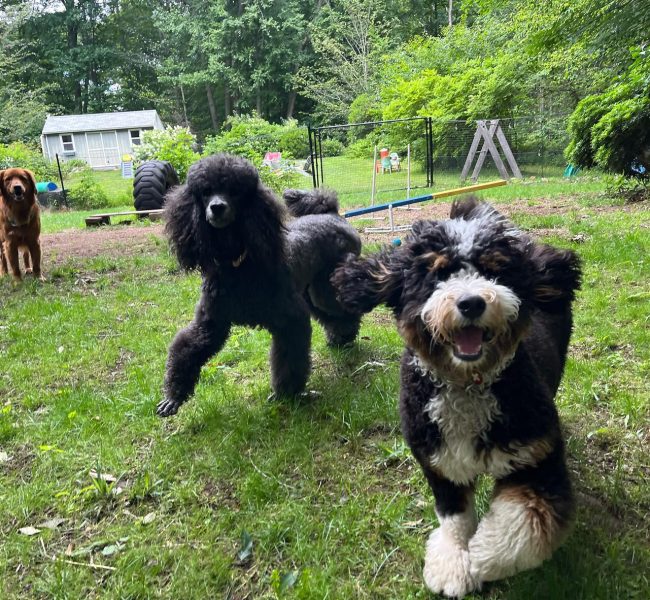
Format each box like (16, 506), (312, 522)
(101, 544), (122, 557)
(0, 451), (10, 463)
(38, 518), (66, 530)
(142, 512), (156, 525)
(19, 526), (41, 536)
(89, 470), (117, 483)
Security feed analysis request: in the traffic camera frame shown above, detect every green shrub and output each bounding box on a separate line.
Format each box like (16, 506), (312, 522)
(258, 166), (302, 195)
(566, 51), (650, 177)
(344, 137), (378, 159)
(66, 168), (109, 210)
(278, 122), (310, 159)
(203, 114), (284, 163)
(132, 126), (200, 182)
(348, 93), (382, 128)
(320, 138), (345, 157)
(0, 142), (60, 182)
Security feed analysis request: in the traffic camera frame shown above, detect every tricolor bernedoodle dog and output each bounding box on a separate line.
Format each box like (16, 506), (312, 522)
(332, 197), (581, 597)
(157, 153), (362, 417)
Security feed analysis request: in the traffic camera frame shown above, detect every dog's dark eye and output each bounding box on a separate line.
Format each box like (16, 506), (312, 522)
(479, 250), (511, 274)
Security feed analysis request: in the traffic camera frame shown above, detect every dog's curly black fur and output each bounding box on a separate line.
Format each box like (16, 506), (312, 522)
(157, 153), (362, 417)
(332, 197), (581, 596)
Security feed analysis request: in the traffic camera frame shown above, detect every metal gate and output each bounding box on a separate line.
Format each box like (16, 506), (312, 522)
(308, 117), (433, 199)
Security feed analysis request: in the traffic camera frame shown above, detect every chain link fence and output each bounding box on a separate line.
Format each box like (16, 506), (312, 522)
(308, 118), (433, 205)
(305, 115), (570, 207)
(430, 115), (570, 189)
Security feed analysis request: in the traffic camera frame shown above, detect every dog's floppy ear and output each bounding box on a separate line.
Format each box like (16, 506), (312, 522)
(164, 183), (212, 271)
(23, 169), (37, 197)
(526, 242), (582, 308)
(450, 194), (482, 219)
(331, 245), (407, 314)
(240, 184), (287, 268)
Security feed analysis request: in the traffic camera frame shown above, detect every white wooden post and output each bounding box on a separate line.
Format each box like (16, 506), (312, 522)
(371, 145), (378, 205)
(407, 143), (411, 199)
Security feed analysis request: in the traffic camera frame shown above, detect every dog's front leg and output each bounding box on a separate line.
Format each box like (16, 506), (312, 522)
(0, 245), (7, 276)
(158, 299), (231, 417)
(27, 239), (44, 280)
(5, 241), (22, 281)
(468, 469), (573, 584)
(421, 471), (479, 598)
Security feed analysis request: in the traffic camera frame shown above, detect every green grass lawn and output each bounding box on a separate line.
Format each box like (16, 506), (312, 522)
(64, 168), (135, 209)
(2, 185), (648, 598)
(318, 155), (608, 210)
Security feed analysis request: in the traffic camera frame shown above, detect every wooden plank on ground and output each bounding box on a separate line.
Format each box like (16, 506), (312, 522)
(85, 209), (164, 227)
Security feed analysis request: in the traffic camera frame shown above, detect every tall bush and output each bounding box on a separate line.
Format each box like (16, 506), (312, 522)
(0, 142), (60, 182)
(132, 126), (200, 182)
(566, 52), (650, 177)
(66, 167), (109, 210)
(203, 115), (311, 162)
(203, 115), (284, 163)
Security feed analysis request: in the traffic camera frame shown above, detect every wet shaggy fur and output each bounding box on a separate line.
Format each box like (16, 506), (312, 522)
(332, 197), (581, 597)
(0, 168), (43, 281)
(157, 153), (362, 417)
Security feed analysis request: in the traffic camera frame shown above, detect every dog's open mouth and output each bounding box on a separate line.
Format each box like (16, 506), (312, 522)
(452, 326), (493, 361)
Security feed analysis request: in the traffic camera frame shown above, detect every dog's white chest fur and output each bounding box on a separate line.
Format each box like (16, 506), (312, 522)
(425, 386), (499, 485)
(425, 385), (537, 486)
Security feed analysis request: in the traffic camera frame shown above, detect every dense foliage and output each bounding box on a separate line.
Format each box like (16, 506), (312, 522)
(567, 51), (650, 177)
(0, 1), (648, 177)
(132, 127), (200, 182)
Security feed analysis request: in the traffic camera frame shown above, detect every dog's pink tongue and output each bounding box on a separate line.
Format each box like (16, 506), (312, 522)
(454, 326), (483, 355)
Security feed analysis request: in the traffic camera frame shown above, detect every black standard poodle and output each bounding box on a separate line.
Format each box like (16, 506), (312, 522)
(157, 153), (363, 417)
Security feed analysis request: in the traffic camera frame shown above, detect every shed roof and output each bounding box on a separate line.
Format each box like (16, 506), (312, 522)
(42, 110), (162, 135)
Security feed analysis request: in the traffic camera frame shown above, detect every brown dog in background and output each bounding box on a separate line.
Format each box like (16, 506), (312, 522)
(0, 168), (43, 281)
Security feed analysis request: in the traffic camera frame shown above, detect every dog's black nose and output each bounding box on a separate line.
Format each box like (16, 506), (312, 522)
(457, 294), (486, 319)
(13, 185), (23, 196)
(209, 199), (228, 215)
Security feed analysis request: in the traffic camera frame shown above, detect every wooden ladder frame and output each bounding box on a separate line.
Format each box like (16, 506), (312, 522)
(461, 119), (522, 183)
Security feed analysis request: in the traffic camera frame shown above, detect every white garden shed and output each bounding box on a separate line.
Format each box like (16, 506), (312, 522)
(41, 110), (164, 169)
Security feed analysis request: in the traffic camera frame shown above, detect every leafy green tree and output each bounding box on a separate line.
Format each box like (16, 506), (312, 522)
(566, 51), (650, 176)
(297, 0), (395, 123)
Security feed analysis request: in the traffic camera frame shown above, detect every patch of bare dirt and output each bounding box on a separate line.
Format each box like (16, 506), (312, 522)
(42, 223), (165, 267)
(352, 195), (649, 244)
(39, 195), (648, 264)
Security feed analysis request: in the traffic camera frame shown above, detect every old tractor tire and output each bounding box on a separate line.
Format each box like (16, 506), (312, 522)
(133, 160), (179, 211)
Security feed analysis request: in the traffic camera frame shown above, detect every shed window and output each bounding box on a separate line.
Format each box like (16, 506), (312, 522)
(60, 134), (75, 153)
(129, 129), (142, 146)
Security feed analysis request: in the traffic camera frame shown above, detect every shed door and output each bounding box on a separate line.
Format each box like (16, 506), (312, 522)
(100, 131), (120, 167)
(86, 132), (104, 168)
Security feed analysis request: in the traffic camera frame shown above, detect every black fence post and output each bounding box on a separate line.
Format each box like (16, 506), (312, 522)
(317, 130), (324, 188)
(427, 117), (434, 187)
(307, 125), (318, 189)
(55, 153), (68, 206)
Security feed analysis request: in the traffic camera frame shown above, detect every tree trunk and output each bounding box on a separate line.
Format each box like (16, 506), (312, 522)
(256, 87), (262, 116)
(448, 0), (453, 28)
(206, 84), (219, 130)
(286, 90), (297, 120)
(224, 86), (232, 119)
(179, 84), (189, 126)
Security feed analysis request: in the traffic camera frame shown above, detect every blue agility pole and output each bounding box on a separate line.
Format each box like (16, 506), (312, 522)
(344, 180), (507, 219)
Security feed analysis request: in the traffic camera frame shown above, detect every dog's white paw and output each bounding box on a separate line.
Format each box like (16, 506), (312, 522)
(423, 527), (479, 598)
